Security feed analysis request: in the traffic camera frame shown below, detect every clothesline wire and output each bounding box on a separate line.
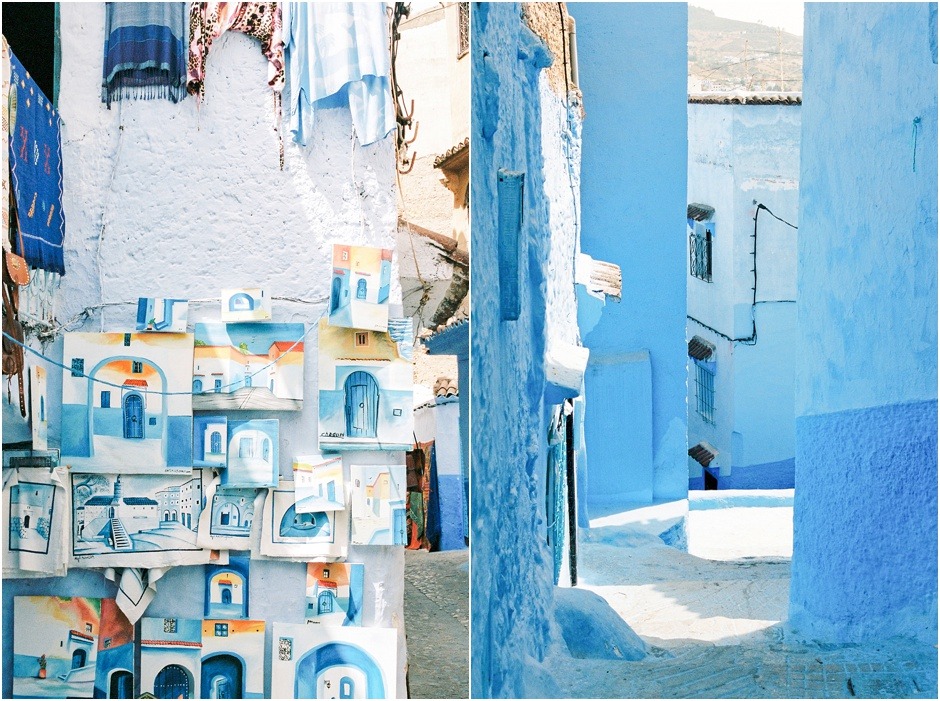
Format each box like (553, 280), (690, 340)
(2, 320), (316, 397)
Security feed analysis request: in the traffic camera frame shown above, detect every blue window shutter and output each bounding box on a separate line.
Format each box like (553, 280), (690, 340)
(497, 169), (524, 321)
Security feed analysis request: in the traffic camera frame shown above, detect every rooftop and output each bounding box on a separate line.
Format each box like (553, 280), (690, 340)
(689, 92), (802, 105)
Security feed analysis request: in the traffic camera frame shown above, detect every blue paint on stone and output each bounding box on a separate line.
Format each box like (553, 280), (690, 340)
(721, 458), (795, 490)
(437, 474), (466, 552)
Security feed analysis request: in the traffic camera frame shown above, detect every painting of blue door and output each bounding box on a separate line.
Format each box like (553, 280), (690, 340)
(123, 393), (143, 439)
(193, 379), (203, 393)
(201, 654), (243, 700)
(72, 648), (86, 668)
(154, 664), (191, 699)
(331, 277), (342, 312)
(110, 670), (133, 699)
(318, 591), (334, 614)
(295, 643), (385, 699)
(211, 431), (222, 454)
(344, 372), (379, 438)
(356, 278), (367, 300)
(221, 588), (232, 605)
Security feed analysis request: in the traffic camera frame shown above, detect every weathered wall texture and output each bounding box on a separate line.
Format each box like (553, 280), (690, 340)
(2, 4), (408, 697)
(471, 2), (579, 696)
(790, 2), (938, 643)
(571, 2), (689, 507)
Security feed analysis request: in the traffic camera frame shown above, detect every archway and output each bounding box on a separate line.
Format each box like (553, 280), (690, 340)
(295, 642), (385, 699)
(153, 663), (192, 699)
(201, 653), (244, 700)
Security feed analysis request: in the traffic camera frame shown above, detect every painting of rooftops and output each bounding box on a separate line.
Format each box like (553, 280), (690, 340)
(193, 322), (305, 411)
(71, 473), (206, 555)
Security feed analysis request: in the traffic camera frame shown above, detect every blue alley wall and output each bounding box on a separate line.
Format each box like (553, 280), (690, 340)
(790, 2), (938, 643)
(570, 2), (689, 510)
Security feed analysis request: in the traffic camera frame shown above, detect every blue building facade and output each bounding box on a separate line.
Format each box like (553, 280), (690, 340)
(570, 2), (689, 510)
(790, 3), (938, 643)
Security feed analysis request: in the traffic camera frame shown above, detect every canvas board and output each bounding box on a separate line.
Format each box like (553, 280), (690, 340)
(3, 467), (70, 578)
(223, 418), (279, 487)
(257, 481), (348, 561)
(350, 465), (407, 546)
(327, 244), (393, 332)
(305, 562), (364, 626)
(197, 476), (264, 550)
(294, 455), (345, 512)
(136, 297), (188, 333)
(201, 619), (266, 698)
(221, 288), (271, 321)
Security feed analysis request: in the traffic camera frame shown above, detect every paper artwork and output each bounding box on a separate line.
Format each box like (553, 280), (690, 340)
(30, 365), (48, 449)
(193, 322), (304, 411)
(294, 455), (345, 512)
(221, 288), (271, 321)
(3, 467), (69, 578)
(257, 481), (348, 560)
(205, 555), (250, 619)
(70, 471), (217, 568)
(271, 623), (398, 699)
(328, 244), (393, 332)
(350, 465), (407, 546)
(139, 617), (202, 698)
(318, 319), (413, 452)
(201, 619), (266, 698)
(60, 332), (194, 473)
(223, 418), (279, 488)
(197, 476), (264, 550)
(136, 297), (188, 333)
(305, 563), (364, 626)
(193, 415), (228, 468)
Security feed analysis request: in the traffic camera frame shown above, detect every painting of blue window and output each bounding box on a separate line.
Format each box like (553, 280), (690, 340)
(328, 244), (393, 332)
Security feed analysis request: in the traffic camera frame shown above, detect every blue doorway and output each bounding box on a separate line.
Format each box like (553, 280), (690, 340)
(295, 643), (385, 699)
(331, 277), (342, 312)
(123, 393), (143, 439)
(344, 372), (379, 439)
(356, 278), (367, 300)
(110, 669), (133, 698)
(154, 664), (191, 699)
(201, 654), (243, 700)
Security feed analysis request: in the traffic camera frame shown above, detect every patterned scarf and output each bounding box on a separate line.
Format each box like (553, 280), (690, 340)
(187, 2), (284, 101)
(101, 2), (189, 106)
(7, 49), (65, 275)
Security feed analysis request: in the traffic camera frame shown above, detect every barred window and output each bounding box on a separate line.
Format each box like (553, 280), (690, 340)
(694, 360), (715, 424)
(70, 358), (85, 377)
(457, 3), (469, 57)
(690, 222), (713, 282)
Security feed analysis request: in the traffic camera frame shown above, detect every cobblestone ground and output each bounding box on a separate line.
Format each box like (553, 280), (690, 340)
(403, 548), (469, 699)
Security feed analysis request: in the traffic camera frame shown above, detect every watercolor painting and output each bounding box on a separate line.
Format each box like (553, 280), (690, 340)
(272, 488), (337, 543)
(201, 619), (266, 699)
(271, 623), (397, 699)
(193, 415), (228, 468)
(13, 595), (102, 698)
(30, 365), (48, 450)
(139, 617), (202, 699)
(208, 487), (259, 538)
(71, 472), (205, 555)
(193, 322), (304, 411)
(60, 332), (194, 472)
(93, 597), (135, 699)
(136, 297), (188, 333)
(294, 456), (346, 512)
(328, 244), (393, 331)
(205, 555), (250, 619)
(221, 288), (271, 322)
(9, 480), (56, 555)
(305, 563), (364, 626)
(318, 319), (414, 452)
(223, 419), (279, 488)
(259, 482), (348, 559)
(350, 465), (407, 546)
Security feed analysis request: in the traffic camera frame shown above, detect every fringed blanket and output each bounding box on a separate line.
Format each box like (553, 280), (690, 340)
(101, 2), (188, 106)
(7, 49), (66, 275)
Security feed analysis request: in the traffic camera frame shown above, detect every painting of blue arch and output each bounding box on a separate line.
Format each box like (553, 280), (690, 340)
(270, 623), (397, 699)
(60, 332), (194, 473)
(279, 505), (332, 539)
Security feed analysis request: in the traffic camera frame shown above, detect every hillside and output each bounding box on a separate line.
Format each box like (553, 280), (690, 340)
(689, 5), (802, 93)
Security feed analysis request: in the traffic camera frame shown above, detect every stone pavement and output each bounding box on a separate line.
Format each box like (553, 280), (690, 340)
(403, 548), (469, 699)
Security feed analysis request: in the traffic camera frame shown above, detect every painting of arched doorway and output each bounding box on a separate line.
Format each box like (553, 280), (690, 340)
(201, 654), (243, 700)
(122, 393), (144, 439)
(210, 431), (222, 454)
(344, 372), (379, 438)
(153, 663), (192, 699)
(294, 642), (385, 699)
(331, 277), (342, 312)
(356, 278), (368, 300)
(318, 590), (334, 614)
(228, 293), (254, 312)
(218, 503), (240, 527)
(193, 378), (203, 393)
(280, 506), (332, 538)
(108, 669), (133, 699)
(71, 648), (86, 669)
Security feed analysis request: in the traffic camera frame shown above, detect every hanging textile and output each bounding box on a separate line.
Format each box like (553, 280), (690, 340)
(3, 37), (11, 243)
(187, 2), (285, 102)
(406, 440), (440, 551)
(7, 49), (65, 276)
(101, 2), (188, 106)
(284, 2), (396, 147)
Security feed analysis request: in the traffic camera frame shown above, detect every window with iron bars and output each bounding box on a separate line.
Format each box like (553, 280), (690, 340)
(690, 222), (713, 281)
(457, 3), (469, 57)
(694, 360), (715, 424)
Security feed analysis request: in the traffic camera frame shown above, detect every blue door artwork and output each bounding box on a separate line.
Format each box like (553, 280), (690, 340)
(72, 648), (86, 668)
(123, 393), (143, 439)
(193, 379), (203, 393)
(201, 654), (243, 700)
(344, 372), (379, 438)
(295, 643), (385, 699)
(110, 670), (133, 699)
(154, 664), (191, 699)
(356, 278), (367, 300)
(331, 277), (342, 312)
(319, 591), (334, 614)
(211, 431), (222, 454)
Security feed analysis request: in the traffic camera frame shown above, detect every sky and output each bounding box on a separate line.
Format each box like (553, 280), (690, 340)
(691, 0), (805, 36)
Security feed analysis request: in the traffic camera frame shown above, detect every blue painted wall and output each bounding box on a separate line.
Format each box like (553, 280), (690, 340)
(790, 2), (938, 643)
(571, 2), (689, 509)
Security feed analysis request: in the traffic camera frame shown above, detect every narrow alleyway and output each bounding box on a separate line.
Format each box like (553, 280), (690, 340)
(554, 499), (938, 698)
(404, 549), (469, 699)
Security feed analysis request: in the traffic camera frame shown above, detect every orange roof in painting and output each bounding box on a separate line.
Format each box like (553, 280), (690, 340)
(123, 379), (148, 387)
(269, 342), (304, 353)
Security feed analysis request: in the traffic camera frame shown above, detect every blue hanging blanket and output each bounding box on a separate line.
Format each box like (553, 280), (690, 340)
(7, 49), (66, 275)
(101, 2), (188, 106)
